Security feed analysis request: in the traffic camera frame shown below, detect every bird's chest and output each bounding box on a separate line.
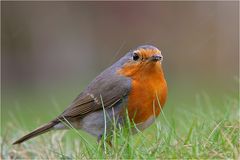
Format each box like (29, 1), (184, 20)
(127, 75), (167, 125)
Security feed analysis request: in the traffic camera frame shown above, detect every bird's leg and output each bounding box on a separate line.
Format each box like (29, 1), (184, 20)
(97, 134), (112, 147)
(97, 134), (102, 143)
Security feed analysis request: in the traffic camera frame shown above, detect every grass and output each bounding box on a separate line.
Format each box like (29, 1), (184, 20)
(1, 91), (239, 159)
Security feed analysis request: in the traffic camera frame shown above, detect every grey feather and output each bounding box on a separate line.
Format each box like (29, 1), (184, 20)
(12, 46), (157, 144)
(58, 52), (132, 120)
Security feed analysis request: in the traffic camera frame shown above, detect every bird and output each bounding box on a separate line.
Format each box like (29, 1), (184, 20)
(13, 45), (168, 145)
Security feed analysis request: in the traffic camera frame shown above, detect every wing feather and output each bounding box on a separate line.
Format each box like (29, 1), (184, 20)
(56, 68), (131, 121)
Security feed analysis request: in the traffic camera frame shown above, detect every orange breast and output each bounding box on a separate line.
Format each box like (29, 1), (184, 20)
(119, 62), (168, 124)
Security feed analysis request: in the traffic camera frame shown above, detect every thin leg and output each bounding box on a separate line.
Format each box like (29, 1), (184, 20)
(97, 134), (112, 147)
(97, 134), (102, 143)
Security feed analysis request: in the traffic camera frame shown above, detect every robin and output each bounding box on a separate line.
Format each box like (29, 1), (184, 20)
(13, 45), (168, 145)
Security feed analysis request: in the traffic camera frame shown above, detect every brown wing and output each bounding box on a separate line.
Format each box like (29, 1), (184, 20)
(57, 67), (131, 121)
(13, 50), (133, 144)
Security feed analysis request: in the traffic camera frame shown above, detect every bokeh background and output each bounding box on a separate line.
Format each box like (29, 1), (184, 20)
(1, 2), (239, 133)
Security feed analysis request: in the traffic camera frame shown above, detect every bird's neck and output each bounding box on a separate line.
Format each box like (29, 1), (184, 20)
(118, 62), (167, 106)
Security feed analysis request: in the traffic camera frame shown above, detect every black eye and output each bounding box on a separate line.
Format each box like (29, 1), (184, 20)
(133, 53), (140, 61)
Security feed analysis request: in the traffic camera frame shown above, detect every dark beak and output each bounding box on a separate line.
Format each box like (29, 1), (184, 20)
(149, 55), (162, 62)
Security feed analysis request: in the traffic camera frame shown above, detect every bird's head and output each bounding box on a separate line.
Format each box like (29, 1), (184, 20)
(118, 45), (164, 78)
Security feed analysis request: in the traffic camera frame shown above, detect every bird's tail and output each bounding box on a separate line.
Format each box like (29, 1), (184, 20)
(13, 121), (57, 145)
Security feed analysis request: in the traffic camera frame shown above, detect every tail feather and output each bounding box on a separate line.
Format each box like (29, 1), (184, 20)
(13, 121), (57, 145)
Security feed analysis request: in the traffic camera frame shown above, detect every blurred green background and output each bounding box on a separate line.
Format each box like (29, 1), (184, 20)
(1, 1), (239, 134)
